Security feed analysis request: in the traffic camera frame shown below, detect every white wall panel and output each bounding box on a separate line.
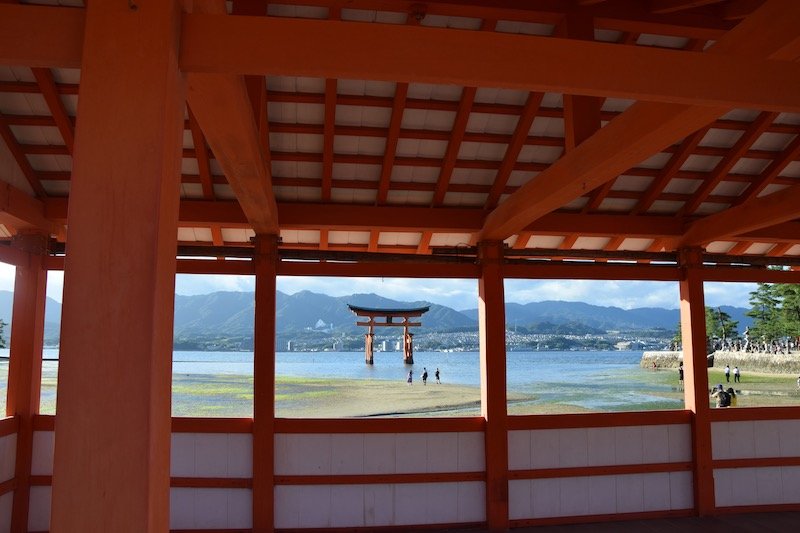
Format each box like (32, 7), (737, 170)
(274, 482), (484, 529)
(716, 465), (800, 507)
(0, 492), (12, 533)
(28, 486), (51, 532)
(276, 432), (484, 476)
(512, 472), (691, 520)
(509, 425), (692, 470)
(30, 432), (54, 476)
(169, 488), (252, 530)
(0, 434), (16, 483)
(170, 433), (253, 478)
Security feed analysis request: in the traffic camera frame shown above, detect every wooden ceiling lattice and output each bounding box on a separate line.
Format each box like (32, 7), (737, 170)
(1, 0), (800, 263)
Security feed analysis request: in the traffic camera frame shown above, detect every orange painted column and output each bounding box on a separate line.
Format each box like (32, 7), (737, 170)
(49, 2), (185, 532)
(678, 248), (715, 515)
(5, 233), (48, 533)
(253, 235), (278, 532)
(478, 240), (509, 531)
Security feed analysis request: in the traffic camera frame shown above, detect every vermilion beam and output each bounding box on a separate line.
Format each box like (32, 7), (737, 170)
(481, 0), (800, 241)
(322, 78), (336, 202)
(736, 133), (800, 204)
(417, 231), (432, 254)
(377, 83), (408, 205)
(187, 106), (216, 199)
(0, 181), (56, 234)
(485, 92), (543, 209)
(32, 68), (75, 153)
(432, 87), (476, 206)
(651, 0), (726, 14)
(0, 113), (47, 197)
(180, 12), (800, 111)
(679, 111), (777, 216)
(0, 4), (83, 68)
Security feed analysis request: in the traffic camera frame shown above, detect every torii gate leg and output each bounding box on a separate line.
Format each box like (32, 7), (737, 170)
(403, 327), (414, 365)
(365, 326), (374, 365)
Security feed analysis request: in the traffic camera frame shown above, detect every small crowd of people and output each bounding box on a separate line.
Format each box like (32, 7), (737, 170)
(711, 383), (737, 408)
(406, 367), (441, 385)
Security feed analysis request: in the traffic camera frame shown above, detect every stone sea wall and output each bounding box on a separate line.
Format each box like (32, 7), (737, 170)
(641, 350), (800, 374)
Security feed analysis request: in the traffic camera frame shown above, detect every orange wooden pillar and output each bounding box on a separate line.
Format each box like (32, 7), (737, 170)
(5, 232), (48, 533)
(478, 240), (509, 531)
(49, 1), (185, 531)
(253, 235), (278, 532)
(678, 248), (715, 515)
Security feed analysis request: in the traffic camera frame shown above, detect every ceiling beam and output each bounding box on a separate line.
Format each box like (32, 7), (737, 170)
(0, 181), (58, 235)
(180, 11), (800, 112)
(0, 112), (47, 197)
(0, 4), (83, 69)
(651, 1), (726, 15)
(377, 83), (409, 205)
(32, 68), (75, 153)
(481, 0), (800, 241)
(432, 86), (476, 206)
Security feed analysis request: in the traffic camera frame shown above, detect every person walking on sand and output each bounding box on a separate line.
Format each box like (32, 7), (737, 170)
(422, 367), (428, 386)
(407, 370), (413, 385)
(678, 362), (684, 388)
(733, 366), (740, 383)
(724, 364), (730, 383)
(435, 368), (440, 384)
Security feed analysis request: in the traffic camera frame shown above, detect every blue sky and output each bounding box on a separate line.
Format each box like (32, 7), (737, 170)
(0, 262), (756, 311)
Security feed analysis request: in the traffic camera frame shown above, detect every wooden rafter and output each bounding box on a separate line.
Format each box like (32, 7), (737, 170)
(322, 78), (336, 202)
(187, 106), (216, 200)
(481, 0), (800, 241)
(32, 68), (74, 153)
(679, 111), (778, 216)
(651, 0), (727, 14)
(377, 83), (408, 205)
(432, 86), (477, 206)
(735, 133), (800, 204)
(512, 232), (532, 250)
(417, 231), (432, 254)
(319, 228), (329, 250)
(0, 112), (47, 197)
(485, 92), (543, 209)
(767, 242), (793, 256)
(726, 241), (753, 255)
(368, 230), (380, 252)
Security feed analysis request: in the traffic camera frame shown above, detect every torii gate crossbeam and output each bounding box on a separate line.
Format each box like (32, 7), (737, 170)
(348, 304), (429, 364)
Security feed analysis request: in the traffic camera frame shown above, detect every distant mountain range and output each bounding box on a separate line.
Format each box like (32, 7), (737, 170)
(0, 289), (754, 344)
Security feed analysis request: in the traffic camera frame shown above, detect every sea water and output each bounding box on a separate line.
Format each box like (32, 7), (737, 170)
(1, 348), (683, 413)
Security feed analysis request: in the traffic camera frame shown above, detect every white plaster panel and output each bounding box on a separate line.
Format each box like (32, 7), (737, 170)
(725, 421), (756, 459)
(227, 434), (253, 478)
(0, 434), (16, 483)
(457, 432), (485, 472)
(427, 481), (459, 523)
(531, 477), (560, 518)
(227, 488), (253, 528)
(717, 468), (759, 506)
(170, 433), (196, 476)
(194, 434), (230, 478)
(778, 420), (800, 457)
(427, 432), (458, 473)
(614, 426), (644, 465)
(508, 430), (531, 470)
(588, 475), (617, 515)
(330, 434), (365, 475)
(713, 468), (733, 506)
(330, 484), (365, 527)
(641, 425), (669, 464)
(274, 434), (332, 475)
(363, 433), (396, 474)
(394, 433), (428, 474)
(642, 472), (671, 511)
(615, 473), (645, 513)
(298, 485), (332, 528)
(508, 479), (532, 519)
(586, 427), (616, 466)
(669, 471), (694, 509)
(756, 467), (783, 505)
(780, 466), (800, 504)
(30, 431), (54, 476)
(194, 488), (230, 528)
(531, 429), (560, 469)
(753, 421), (782, 458)
(170, 487), (195, 529)
(559, 476), (589, 516)
(711, 421), (731, 460)
(274, 485), (304, 529)
(558, 428), (588, 468)
(28, 486), (51, 532)
(393, 483), (429, 525)
(364, 484), (394, 527)
(457, 481), (486, 523)
(0, 491), (10, 533)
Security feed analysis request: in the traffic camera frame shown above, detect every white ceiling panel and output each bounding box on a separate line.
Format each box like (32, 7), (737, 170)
(618, 238), (652, 251)
(751, 132), (795, 152)
(27, 154), (71, 172)
(274, 185), (321, 203)
(700, 128), (743, 149)
(596, 198), (637, 212)
(780, 161), (800, 177)
(378, 232), (421, 246)
(647, 200), (682, 214)
(637, 152), (671, 169)
(213, 184), (236, 200)
(267, 76), (326, 93)
(636, 34), (689, 49)
(746, 243), (774, 255)
(785, 245), (800, 255)
(730, 157), (770, 175)
(601, 98), (635, 113)
(663, 178), (700, 194)
(329, 230), (370, 245)
(341, 9), (406, 24)
(422, 14), (482, 30)
(529, 116), (565, 137)
(42, 180), (69, 196)
(528, 235), (563, 248)
(334, 105), (393, 128)
(705, 241), (735, 253)
(693, 202), (727, 216)
(429, 233), (473, 246)
(518, 145), (562, 164)
(573, 237), (609, 250)
(775, 113), (800, 125)
(52, 68), (80, 84)
(758, 183), (788, 197)
(494, 20), (554, 36)
(612, 174), (652, 192)
(720, 109), (761, 122)
(181, 159), (199, 175)
(450, 167), (496, 185)
(385, 189), (432, 205)
(474, 88), (528, 105)
(442, 191), (487, 207)
(267, 4), (328, 18)
(595, 29), (622, 42)
(220, 228), (255, 243)
(711, 181), (749, 197)
(406, 83), (463, 101)
(507, 170), (537, 187)
(333, 135), (386, 156)
(179, 183), (204, 200)
(458, 142), (506, 161)
(401, 109), (456, 131)
(8, 125), (62, 146)
(334, 162), (382, 181)
(330, 188), (376, 204)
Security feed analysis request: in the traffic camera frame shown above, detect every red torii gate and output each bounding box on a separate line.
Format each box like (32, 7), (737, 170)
(348, 304), (429, 365)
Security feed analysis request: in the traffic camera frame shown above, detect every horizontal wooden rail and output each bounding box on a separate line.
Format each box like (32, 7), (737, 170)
(510, 508), (693, 528)
(708, 406), (800, 422)
(713, 457), (800, 469)
(0, 415), (19, 437)
(0, 477), (15, 496)
(508, 410), (692, 430)
(275, 416), (485, 434)
(509, 461), (692, 480)
(274, 471), (484, 486)
(171, 417), (253, 433)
